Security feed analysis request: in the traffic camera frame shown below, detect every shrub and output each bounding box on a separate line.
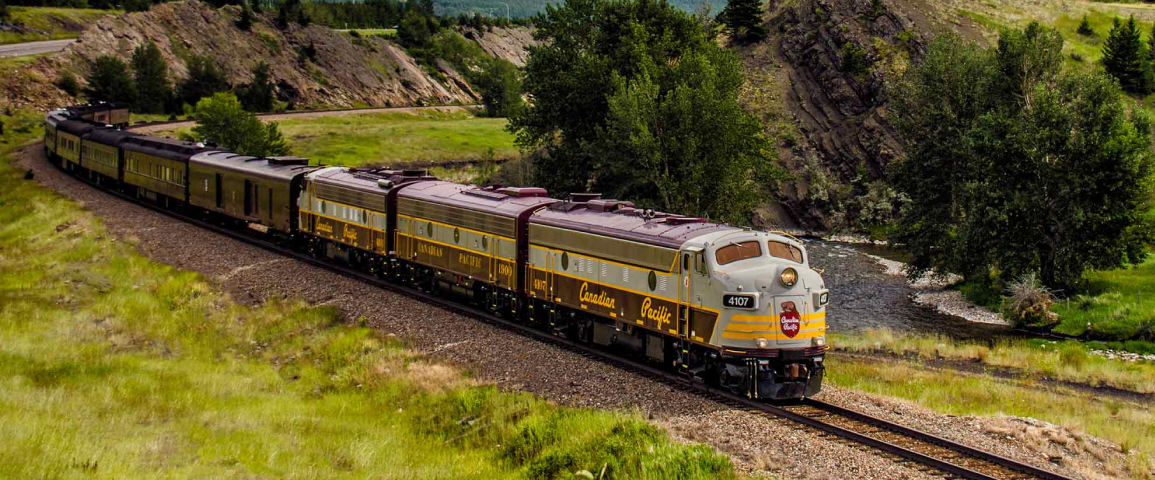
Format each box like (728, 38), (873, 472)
(1005, 273), (1058, 328)
(56, 72), (80, 97)
(840, 42), (870, 77)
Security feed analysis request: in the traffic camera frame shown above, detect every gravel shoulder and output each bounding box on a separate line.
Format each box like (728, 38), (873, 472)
(18, 144), (1126, 480)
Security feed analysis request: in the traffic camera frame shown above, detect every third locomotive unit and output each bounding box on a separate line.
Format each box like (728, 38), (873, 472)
(44, 103), (830, 400)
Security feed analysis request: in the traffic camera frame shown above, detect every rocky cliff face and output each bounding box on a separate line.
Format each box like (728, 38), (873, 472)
(3, 0), (535, 111)
(751, 0), (984, 231)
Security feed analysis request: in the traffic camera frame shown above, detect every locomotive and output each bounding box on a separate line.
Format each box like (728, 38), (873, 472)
(43, 105), (829, 400)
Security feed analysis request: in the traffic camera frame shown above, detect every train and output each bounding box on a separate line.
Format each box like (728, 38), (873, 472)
(43, 104), (829, 400)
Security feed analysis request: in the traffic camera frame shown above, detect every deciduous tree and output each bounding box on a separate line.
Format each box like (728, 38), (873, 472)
(476, 58), (523, 118)
(511, 0), (782, 223)
(191, 92), (289, 157)
(889, 23), (1155, 290)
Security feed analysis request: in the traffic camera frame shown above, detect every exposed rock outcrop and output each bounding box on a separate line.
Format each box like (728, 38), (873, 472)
(3, 0), (535, 111)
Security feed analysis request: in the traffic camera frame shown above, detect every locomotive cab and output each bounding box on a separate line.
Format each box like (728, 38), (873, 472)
(688, 231), (828, 399)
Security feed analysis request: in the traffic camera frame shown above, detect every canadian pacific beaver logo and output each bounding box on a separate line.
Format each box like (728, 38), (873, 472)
(780, 301), (801, 338)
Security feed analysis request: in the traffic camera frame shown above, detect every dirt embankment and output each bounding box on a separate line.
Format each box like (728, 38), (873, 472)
(0, 0), (534, 111)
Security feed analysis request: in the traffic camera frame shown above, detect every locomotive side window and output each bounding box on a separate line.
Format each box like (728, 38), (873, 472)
(767, 241), (803, 264)
(714, 241), (762, 266)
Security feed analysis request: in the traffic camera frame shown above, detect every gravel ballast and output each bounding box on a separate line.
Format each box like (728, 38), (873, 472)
(19, 145), (1132, 479)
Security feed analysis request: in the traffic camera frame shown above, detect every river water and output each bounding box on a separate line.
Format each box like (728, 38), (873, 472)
(805, 240), (1012, 340)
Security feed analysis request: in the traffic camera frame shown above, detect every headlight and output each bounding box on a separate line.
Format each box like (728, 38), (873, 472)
(780, 267), (798, 287)
(812, 337), (826, 347)
(756, 338), (768, 348)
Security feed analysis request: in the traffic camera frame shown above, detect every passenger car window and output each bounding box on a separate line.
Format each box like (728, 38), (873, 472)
(767, 241), (804, 263)
(714, 241), (762, 266)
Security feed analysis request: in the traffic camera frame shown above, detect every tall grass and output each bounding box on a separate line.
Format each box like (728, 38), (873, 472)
(832, 329), (1155, 394)
(0, 110), (734, 479)
(826, 357), (1155, 478)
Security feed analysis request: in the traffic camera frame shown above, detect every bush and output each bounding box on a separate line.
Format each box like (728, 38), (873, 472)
(1005, 273), (1058, 328)
(55, 72), (80, 97)
(190, 92), (288, 157)
(840, 42), (870, 77)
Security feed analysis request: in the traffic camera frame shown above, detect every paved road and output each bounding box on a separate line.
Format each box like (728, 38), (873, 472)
(0, 39), (75, 58)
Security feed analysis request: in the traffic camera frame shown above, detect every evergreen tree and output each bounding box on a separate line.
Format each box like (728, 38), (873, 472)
(178, 55), (231, 108)
(237, 1), (255, 30)
(1102, 15), (1154, 95)
(866, 0), (886, 20)
(0, 0), (10, 23)
(251, 0), (262, 13)
(238, 62), (276, 112)
(719, 0), (764, 43)
(84, 55), (135, 104)
(296, 3), (310, 27)
(131, 41), (171, 114)
(1077, 15), (1094, 36)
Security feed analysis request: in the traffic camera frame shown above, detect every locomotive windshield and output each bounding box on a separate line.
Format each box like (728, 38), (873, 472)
(714, 241), (762, 265)
(767, 241), (803, 263)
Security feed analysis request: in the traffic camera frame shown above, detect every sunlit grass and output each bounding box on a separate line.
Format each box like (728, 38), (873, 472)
(0, 7), (118, 45)
(277, 110), (520, 167)
(832, 329), (1155, 393)
(0, 110), (733, 479)
(826, 356), (1155, 478)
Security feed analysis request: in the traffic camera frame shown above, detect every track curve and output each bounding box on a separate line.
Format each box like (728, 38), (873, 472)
(43, 150), (1075, 480)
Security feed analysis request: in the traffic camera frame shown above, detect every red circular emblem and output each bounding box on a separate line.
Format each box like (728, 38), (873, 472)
(780, 301), (801, 338)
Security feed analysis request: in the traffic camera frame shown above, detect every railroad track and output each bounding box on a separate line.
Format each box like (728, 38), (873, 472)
(47, 156), (1075, 480)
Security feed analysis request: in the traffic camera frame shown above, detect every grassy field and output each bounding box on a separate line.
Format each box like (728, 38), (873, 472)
(832, 329), (1155, 393)
(274, 110), (519, 167)
(0, 110), (733, 479)
(0, 7), (117, 45)
(826, 356), (1155, 478)
(337, 28), (397, 37)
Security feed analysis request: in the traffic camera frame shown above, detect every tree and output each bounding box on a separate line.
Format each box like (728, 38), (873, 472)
(84, 55), (135, 104)
(1077, 15), (1094, 36)
(56, 72), (80, 97)
(0, 0), (10, 23)
(276, 0), (299, 29)
(237, 61), (276, 112)
(251, 0), (262, 13)
(889, 23), (1155, 290)
(178, 55), (230, 108)
(131, 41), (171, 114)
(237, 1), (255, 30)
(719, 0), (765, 43)
(398, 9), (435, 47)
(511, 0), (782, 223)
(476, 58), (523, 117)
(191, 92), (289, 157)
(1102, 15), (1154, 95)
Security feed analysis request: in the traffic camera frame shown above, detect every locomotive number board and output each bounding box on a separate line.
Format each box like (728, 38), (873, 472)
(722, 293), (758, 310)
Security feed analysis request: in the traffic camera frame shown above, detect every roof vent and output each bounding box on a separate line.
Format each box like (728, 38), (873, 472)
(587, 199), (633, 212)
(377, 179), (395, 189)
(665, 216), (705, 225)
(570, 193), (602, 203)
(497, 187), (549, 198)
(268, 156), (310, 166)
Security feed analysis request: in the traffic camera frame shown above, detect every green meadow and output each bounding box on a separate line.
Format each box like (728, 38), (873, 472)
(0, 7), (118, 45)
(277, 110), (520, 167)
(0, 111), (732, 479)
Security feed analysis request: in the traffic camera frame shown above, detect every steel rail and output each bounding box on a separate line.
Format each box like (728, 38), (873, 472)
(46, 157), (1075, 480)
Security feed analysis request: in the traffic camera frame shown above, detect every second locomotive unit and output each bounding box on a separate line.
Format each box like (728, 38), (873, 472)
(44, 105), (828, 400)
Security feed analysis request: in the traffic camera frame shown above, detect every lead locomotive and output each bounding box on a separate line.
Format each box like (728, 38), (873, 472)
(44, 104), (828, 400)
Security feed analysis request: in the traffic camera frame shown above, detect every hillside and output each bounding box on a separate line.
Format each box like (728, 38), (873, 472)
(745, 0), (1154, 231)
(0, 0), (534, 112)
